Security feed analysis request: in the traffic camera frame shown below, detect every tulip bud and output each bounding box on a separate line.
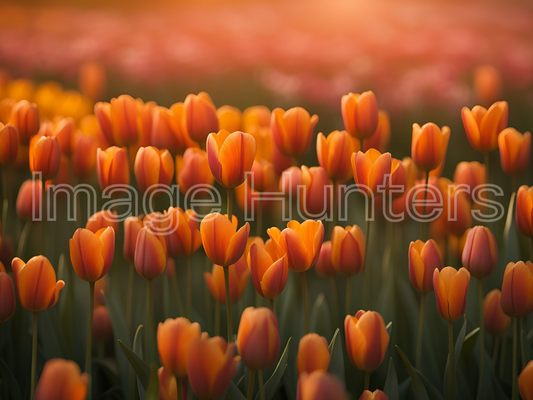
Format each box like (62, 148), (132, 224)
(249, 159), (276, 192)
(439, 178), (472, 236)
(461, 226), (498, 279)
(280, 166), (302, 197)
(498, 128), (531, 176)
(96, 146), (130, 193)
(315, 241), (336, 278)
(453, 161), (485, 201)
(409, 239), (443, 294)
(158, 367), (178, 400)
(216, 105), (242, 132)
(35, 359), (88, 400)
(351, 149), (392, 197)
(331, 225), (365, 276)
(157, 317), (201, 378)
(121, 216), (143, 263)
(518, 360), (533, 400)
(206, 130), (256, 189)
(341, 91), (379, 140)
(316, 130), (358, 182)
(151, 104), (196, 156)
(110, 94), (138, 146)
(0, 123), (18, 167)
(0, 266), (16, 323)
(500, 261), (533, 318)
(271, 107), (319, 158)
(10, 100), (39, 145)
(184, 92), (219, 144)
(134, 146), (174, 195)
(79, 61), (106, 102)
(29, 135), (61, 180)
(249, 242), (288, 299)
(86, 210), (119, 234)
(462, 101), (508, 153)
(16, 179), (42, 221)
(71, 132), (98, 180)
(12, 256), (65, 312)
(363, 111), (390, 153)
(94, 102), (113, 145)
(164, 207), (202, 259)
(299, 166), (332, 218)
(134, 225), (167, 280)
(204, 261), (249, 304)
(411, 123), (450, 172)
(360, 389), (389, 400)
(516, 186), (533, 238)
(473, 65), (502, 106)
(484, 289), (510, 335)
(0, 98), (15, 124)
(69, 227), (115, 282)
(297, 333), (331, 377)
(243, 106), (271, 132)
(175, 148), (214, 195)
(297, 371), (348, 400)
(433, 267), (471, 322)
(53, 117), (75, 155)
(345, 310), (389, 372)
(92, 305), (113, 341)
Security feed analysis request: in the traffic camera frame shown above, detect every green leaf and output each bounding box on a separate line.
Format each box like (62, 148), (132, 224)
(0, 358), (22, 400)
(444, 317), (469, 400)
(522, 327), (532, 365)
(255, 337), (291, 400)
(328, 328), (345, 384)
(310, 293), (333, 339)
(383, 358), (399, 400)
(133, 325), (145, 399)
(395, 345), (429, 400)
(222, 380), (247, 400)
(118, 339), (151, 391)
(144, 364), (160, 400)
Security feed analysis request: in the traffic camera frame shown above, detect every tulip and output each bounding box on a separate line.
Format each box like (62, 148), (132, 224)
(121, 216), (143, 263)
(134, 225), (167, 280)
(297, 371), (348, 400)
(0, 122), (18, 167)
(243, 106), (271, 132)
(157, 317), (201, 378)
(345, 310), (389, 378)
(71, 132), (98, 180)
(453, 161), (485, 201)
(34, 359), (88, 400)
(331, 225), (365, 276)
(94, 102), (113, 144)
(519, 360), (533, 400)
(271, 107), (319, 158)
(204, 261), (249, 304)
(53, 117), (75, 155)
(165, 207), (202, 258)
(69, 227), (115, 283)
(85, 210), (119, 234)
(0, 265), (16, 323)
(462, 101), (508, 153)
(92, 305), (113, 341)
(473, 65), (502, 106)
(315, 241), (335, 278)
(249, 159), (276, 193)
(151, 104), (196, 155)
(134, 146), (174, 195)
(96, 146), (130, 194)
(159, 367), (178, 400)
(516, 186), (533, 239)
(279, 166), (302, 197)
(433, 267), (470, 322)
(341, 91), (379, 141)
(484, 289), (510, 335)
(10, 100), (39, 145)
(439, 178), (472, 237)
(411, 123), (450, 172)
(408, 176), (442, 220)
(175, 148), (214, 195)
(29, 134), (61, 180)
(79, 61), (106, 102)
(300, 166), (332, 218)
(217, 105), (242, 132)
(187, 334), (239, 400)
(500, 261), (533, 318)
(0, 98), (15, 124)
(363, 110), (390, 153)
(316, 130), (358, 182)
(360, 390), (389, 400)
(498, 128), (531, 176)
(249, 242), (289, 302)
(110, 94), (138, 146)
(16, 179), (42, 221)
(184, 92), (219, 144)
(297, 333), (331, 377)
(461, 226), (498, 279)
(351, 149), (392, 197)
(409, 239), (443, 294)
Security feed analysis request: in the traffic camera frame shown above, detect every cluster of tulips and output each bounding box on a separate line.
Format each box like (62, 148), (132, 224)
(0, 74), (533, 400)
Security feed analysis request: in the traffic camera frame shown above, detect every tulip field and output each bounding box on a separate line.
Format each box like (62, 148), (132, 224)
(1, 2), (533, 400)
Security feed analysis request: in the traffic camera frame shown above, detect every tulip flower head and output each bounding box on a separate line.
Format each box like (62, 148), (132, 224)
(300, 166), (332, 218)
(158, 367), (178, 400)
(461, 226), (498, 279)
(484, 289), (510, 335)
(85, 210), (119, 234)
(184, 92), (219, 144)
(498, 128), (531, 176)
(331, 225), (365, 276)
(69, 227), (115, 282)
(96, 146), (130, 193)
(453, 161), (485, 201)
(29, 134), (61, 180)
(341, 91), (379, 140)
(500, 261), (533, 318)
(10, 99), (39, 145)
(204, 261), (249, 304)
(351, 148), (392, 197)
(249, 159), (276, 192)
(165, 207), (202, 259)
(123, 216), (144, 262)
(151, 104), (196, 155)
(411, 123), (450, 172)
(0, 263), (16, 323)
(176, 148), (214, 195)
(297, 333), (331, 377)
(92, 305), (113, 341)
(216, 105), (242, 132)
(134, 225), (167, 280)
(363, 110), (390, 153)
(516, 186), (533, 238)
(297, 371), (348, 400)
(134, 146), (174, 195)
(360, 390), (389, 400)
(316, 130), (358, 182)
(34, 359), (88, 400)
(249, 242), (289, 299)
(473, 65), (502, 106)
(462, 101), (508, 153)
(433, 267), (471, 321)
(409, 239), (443, 294)
(16, 179), (42, 221)
(71, 132), (98, 180)
(518, 360), (533, 400)
(271, 107), (319, 158)
(315, 241), (336, 278)
(0, 122), (18, 167)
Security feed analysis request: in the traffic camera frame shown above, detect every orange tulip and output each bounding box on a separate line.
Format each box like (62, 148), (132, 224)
(164, 207), (202, 258)
(157, 317), (201, 378)
(473, 65), (502, 106)
(69, 227), (115, 282)
(386, 157), (407, 199)
(204, 261), (249, 304)
(16, 179), (42, 221)
(438, 178), (472, 236)
(433, 267), (471, 321)
(271, 107), (319, 158)
(184, 92), (219, 144)
(200, 213), (250, 267)
(29, 134), (61, 180)
(79, 61), (106, 102)
(267, 220), (324, 272)
(0, 265), (16, 323)
(331, 225), (365, 276)
(297, 371), (348, 400)
(12, 256), (65, 312)
(300, 166), (332, 218)
(453, 161), (485, 201)
(175, 148), (214, 195)
(407, 176), (442, 219)
(34, 359), (88, 400)
(498, 128), (531, 176)
(94, 102), (113, 144)
(187, 334), (239, 400)
(123, 216), (144, 262)
(217, 105), (242, 132)
(500, 261), (533, 318)
(461, 101), (508, 153)
(363, 110), (390, 153)
(242, 106), (271, 133)
(111, 94), (138, 146)
(71, 132), (98, 180)
(236, 307), (280, 371)
(408, 239), (443, 294)
(360, 389), (389, 400)
(134, 225), (167, 280)
(96, 146), (130, 192)
(279, 166), (302, 197)
(518, 360), (533, 400)
(158, 367), (178, 400)
(345, 310), (389, 372)
(249, 241), (288, 299)
(0, 123), (18, 167)
(315, 241), (336, 278)
(316, 130), (358, 182)
(86, 210), (119, 234)
(411, 123), (450, 172)
(206, 130), (256, 188)
(297, 333), (331, 377)
(151, 104), (196, 155)
(249, 159), (276, 192)
(484, 289), (510, 335)
(351, 149), (392, 197)
(53, 117), (75, 155)
(461, 226), (498, 279)
(92, 305), (113, 341)
(0, 98), (15, 124)
(10, 100), (39, 145)
(134, 146), (174, 195)
(516, 186), (533, 238)
(341, 91), (379, 140)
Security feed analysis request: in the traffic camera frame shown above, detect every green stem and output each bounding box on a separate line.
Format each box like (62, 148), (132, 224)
(346, 275), (352, 315)
(362, 218), (371, 309)
(227, 188), (234, 222)
(530, 238), (533, 262)
(269, 299), (274, 313)
(86, 282), (95, 400)
(2, 168), (8, 238)
(359, 138), (364, 153)
(484, 152), (490, 187)
(416, 293), (427, 369)
(330, 180), (338, 237)
(42, 184), (47, 256)
(300, 272), (310, 334)
(520, 318), (526, 370)
(127, 263), (135, 332)
(30, 312), (38, 400)
(171, 264), (185, 316)
(186, 257), (192, 319)
(247, 369), (256, 400)
(449, 321), (456, 400)
(329, 277), (340, 327)
(177, 374), (183, 400)
(147, 279), (157, 364)
(492, 335), (500, 372)
(258, 370), (265, 400)
(223, 266), (233, 342)
(420, 172), (429, 240)
(477, 278), (485, 396)
(215, 301), (220, 336)
(512, 318), (518, 400)
(256, 194), (263, 238)
(364, 371), (370, 391)
(16, 220), (31, 258)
